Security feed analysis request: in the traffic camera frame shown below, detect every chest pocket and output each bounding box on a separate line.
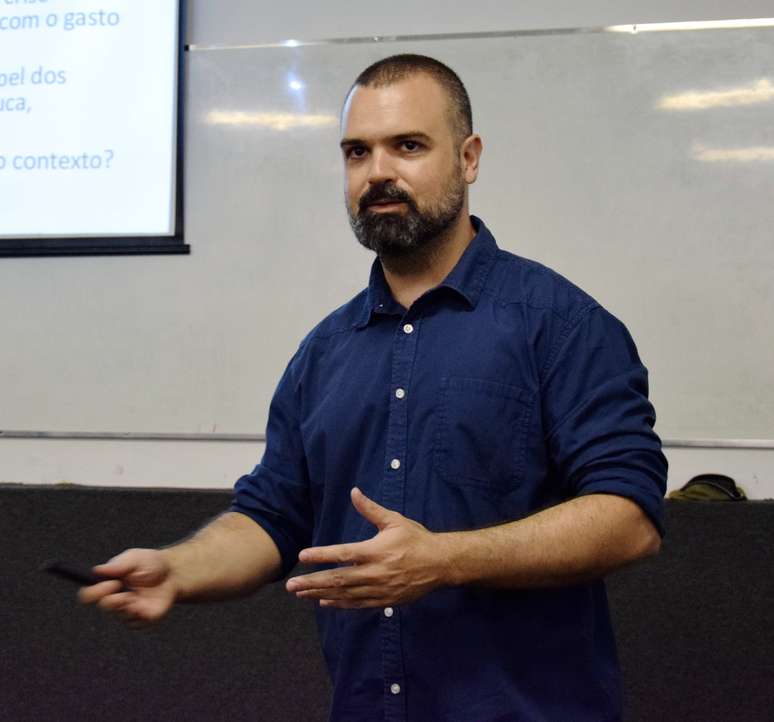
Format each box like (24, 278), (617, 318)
(434, 376), (533, 491)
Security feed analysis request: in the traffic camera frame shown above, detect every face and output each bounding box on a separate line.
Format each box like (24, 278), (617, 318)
(340, 74), (472, 257)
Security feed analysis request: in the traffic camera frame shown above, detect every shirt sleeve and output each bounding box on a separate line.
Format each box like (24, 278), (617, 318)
(541, 305), (668, 536)
(230, 346), (313, 579)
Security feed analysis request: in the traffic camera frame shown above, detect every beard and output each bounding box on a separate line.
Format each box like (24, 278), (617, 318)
(347, 169), (466, 259)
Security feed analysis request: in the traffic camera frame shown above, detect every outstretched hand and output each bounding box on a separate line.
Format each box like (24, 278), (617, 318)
(286, 488), (452, 609)
(77, 548), (177, 628)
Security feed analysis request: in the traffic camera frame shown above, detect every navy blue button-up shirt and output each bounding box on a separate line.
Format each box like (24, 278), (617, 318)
(232, 217), (667, 722)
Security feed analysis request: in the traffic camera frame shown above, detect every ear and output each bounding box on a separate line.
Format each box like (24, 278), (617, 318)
(460, 134), (483, 184)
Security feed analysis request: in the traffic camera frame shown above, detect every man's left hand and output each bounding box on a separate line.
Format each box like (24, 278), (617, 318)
(285, 487), (450, 609)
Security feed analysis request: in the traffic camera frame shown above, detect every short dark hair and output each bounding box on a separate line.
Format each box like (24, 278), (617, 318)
(350, 54), (473, 144)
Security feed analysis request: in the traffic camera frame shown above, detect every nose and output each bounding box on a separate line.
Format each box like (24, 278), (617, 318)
(366, 147), (397, 186)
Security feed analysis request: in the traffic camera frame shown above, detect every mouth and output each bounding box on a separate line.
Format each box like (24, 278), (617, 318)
(365, 201), (406, 212)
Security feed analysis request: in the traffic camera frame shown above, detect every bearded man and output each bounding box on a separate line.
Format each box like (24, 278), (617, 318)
(81, 54), (667, 722)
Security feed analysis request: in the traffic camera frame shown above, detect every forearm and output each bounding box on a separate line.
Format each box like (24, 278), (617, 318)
(440, 494), (661, 589)
(161, 511), (282, 602)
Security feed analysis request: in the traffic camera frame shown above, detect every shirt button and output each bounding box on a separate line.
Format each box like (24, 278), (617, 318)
(395, 388), (406, 399)
(384, 607), (394, 618)
(390, 458), (401, 470)
(403, 323), (414, 334)
(390, 683), (401, 695)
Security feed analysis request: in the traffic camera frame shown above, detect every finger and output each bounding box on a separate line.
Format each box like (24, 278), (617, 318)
(350, 487), (394, 530)
(96, 591), (136, 613)
(297, 540), (368, 566)
(104, 606), (148, 629)
(287, 565), (371, 593)
(296, 584), (384, 601)
(319, 597), (389, 610)
(78, 579), (124, 604)
(120, 601), (159, 629)
(93, 551), (139, 579)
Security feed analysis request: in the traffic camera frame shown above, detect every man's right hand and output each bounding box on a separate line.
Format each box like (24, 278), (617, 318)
(77, 512), (283, 626)
(78, 548), (177, 628)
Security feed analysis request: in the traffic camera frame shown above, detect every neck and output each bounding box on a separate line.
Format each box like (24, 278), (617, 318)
(380, 212), (476, 310)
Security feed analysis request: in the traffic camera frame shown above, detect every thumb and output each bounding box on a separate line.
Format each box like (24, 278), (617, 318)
(93, 550), (142, 579)
(351, 487), (394, 530)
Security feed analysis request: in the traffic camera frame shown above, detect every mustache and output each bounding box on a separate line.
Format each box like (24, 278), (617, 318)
(358, 183), (416, 213)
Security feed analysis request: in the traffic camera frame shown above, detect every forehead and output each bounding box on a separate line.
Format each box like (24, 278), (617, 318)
(341, 74), (452, 141)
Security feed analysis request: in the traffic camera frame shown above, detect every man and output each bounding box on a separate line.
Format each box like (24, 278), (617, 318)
(81, 55), (667, 721)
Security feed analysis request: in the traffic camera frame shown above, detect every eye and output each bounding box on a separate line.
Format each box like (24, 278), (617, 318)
(345, 145), (367, 160)
(401, 140), (421, 152)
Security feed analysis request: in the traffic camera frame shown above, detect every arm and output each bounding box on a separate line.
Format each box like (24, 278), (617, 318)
(81, 344), (312, 624)
(82, 344), (314, 624)
(160, 511), (282, 601)
(79, 512), (281, 624)
(286, 488), (659, 608)
(441, 492), (659, 589)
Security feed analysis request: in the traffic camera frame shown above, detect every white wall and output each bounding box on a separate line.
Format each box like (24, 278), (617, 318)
(2, 0), (773, 497)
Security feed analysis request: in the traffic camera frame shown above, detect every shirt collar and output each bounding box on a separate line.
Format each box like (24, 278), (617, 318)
(355, 216), (498, 328)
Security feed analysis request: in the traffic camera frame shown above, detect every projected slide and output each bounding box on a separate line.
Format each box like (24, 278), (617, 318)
(0, 1), (180, 239)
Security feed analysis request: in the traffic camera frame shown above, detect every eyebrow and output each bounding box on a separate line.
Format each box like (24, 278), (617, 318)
(339, 131), (434, 150)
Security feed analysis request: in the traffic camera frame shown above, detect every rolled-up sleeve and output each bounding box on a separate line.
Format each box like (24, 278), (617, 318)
(542, 306), (668, 535)
(230, 347), (313, 578)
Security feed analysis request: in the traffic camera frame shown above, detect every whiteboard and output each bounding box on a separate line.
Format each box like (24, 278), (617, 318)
(185, 26), (774, 440)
